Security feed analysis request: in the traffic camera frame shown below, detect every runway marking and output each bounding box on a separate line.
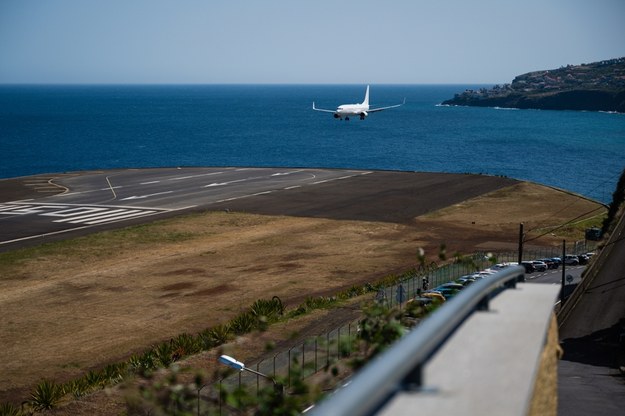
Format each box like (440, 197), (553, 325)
(0, 202), (169, 227)
(140, 181), (161, 185)
(169, 171), (226, 181)
(120, 191), (173, 201)
(0, 204), (70, 215)
(204, 177), (260, 188)
(271, 169), (305, 176)
(309, 172), (370, 185)
(84, 210), (158, 225)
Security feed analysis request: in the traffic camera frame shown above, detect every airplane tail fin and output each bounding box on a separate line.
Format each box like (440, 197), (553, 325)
(362, 85), (370, 106)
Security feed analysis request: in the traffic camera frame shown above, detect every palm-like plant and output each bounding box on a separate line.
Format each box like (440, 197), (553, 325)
(30, 379), (62, 410)
(230, 312), (257, 335)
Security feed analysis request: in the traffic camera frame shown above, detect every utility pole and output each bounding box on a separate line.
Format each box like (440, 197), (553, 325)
(561, 239), (566, 304)
(517, 223), (524, 264)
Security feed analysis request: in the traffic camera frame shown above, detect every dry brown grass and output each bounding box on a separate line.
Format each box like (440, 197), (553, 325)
(0, 182), (605, 409)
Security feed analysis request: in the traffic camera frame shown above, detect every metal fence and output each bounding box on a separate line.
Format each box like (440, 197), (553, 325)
(202, 240), (595, 414)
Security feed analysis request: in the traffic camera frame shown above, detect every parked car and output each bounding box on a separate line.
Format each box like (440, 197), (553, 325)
(433, 283), (464, 300)
(456, 276), (476, 286)
(538, 258), (559, 269)
(577, 254), (589, 265)
(520, 261), (535, 273)
(564, 255), (579, 265)
(531, 261), (548, 272)
(409, 297), (433, 306)
(421, 291), (446, 303)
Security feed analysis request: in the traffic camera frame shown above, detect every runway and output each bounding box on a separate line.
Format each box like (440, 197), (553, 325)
(0, 167), (519, 251)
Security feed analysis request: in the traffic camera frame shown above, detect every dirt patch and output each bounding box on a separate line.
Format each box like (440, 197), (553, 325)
(0, 181), (605, 407)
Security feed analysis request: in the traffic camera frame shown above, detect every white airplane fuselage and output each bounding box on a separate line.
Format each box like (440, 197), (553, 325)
(335, 103), (369, 120)
(312, 85), (404, 120)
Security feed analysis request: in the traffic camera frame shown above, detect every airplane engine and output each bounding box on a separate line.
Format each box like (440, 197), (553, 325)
(359, 111), (368, 120)
(334, 113), (340, 119)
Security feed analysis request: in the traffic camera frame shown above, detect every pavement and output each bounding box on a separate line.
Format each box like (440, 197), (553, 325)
(557, 204), (625, 415)
(0, 167), (518, 251)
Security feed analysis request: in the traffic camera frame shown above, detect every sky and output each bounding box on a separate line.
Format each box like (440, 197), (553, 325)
(1, 0), (624, 84)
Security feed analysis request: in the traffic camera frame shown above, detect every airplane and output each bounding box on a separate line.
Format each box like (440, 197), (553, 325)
(312, 85), (405, 120)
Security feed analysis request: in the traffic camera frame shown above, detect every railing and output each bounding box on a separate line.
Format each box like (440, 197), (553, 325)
(209, 243), (591, 412)
(308, 265), (526, 416)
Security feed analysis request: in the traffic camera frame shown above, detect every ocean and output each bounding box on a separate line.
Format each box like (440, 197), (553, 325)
(0, 84), (623, 203)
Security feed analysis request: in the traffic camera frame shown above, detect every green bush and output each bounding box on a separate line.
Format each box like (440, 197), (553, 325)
(30, 379), (63, 410)
(0, 402), (22, 416)
(230, 312), (258, 335)
(204, 323), (232, 345)
(171, 333), (202, 359)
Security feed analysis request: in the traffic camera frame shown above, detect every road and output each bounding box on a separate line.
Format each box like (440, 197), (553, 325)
(0, 167), (518, 252)
(557, 201), (625, 416)
(526, 264), (585, 296)
(0, 167), (370, 249)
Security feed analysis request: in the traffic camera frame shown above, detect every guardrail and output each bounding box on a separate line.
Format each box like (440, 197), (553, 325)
(308, 265), (526, 416)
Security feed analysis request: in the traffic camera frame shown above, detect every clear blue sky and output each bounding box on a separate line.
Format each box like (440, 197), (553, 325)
(1, 0), (624, 84)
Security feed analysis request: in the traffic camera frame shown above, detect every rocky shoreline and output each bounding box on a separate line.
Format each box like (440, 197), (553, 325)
(443, 57), (625, 113)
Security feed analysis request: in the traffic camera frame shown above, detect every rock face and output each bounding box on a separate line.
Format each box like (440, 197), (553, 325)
(442, 58), (625, 113)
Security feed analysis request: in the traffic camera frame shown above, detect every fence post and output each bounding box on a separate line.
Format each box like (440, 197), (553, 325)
(288, 348), (292, 387)
(315, 337), (318, 372)
(327, 331), (330, 367)
(219, 379), (222, 416)
(518, 223), (524, 264)
(338, 326), (341, 358)
(348, 323), (352, 356)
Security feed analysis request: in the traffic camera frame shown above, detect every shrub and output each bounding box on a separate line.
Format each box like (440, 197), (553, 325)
(101, 362), (127, 385)
(171, 333), (201, 359)
(129, 350), (156, 376)
(230, 312), (258, 335)
(0, 402), (22, 416)
(30, 379), (63, 410)
(62, 377), (91, 399)
(154, 342), (175, 367)
(204, 324), (232, 345)
(250, 296), (285, 323)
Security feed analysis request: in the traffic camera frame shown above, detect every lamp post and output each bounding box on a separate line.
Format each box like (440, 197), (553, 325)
(218, 355), (284, 396)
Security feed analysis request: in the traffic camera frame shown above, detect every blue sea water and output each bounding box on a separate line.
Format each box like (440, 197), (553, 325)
(0, 84), (623, 203)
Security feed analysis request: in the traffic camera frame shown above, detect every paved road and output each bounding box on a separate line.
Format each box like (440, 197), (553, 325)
(0, 167), (518, 252)
(557, 206), (625, 415)
(526, 265), (584, 288)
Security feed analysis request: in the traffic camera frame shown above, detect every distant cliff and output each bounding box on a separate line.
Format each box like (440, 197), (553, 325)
(442, 57), (625, 113)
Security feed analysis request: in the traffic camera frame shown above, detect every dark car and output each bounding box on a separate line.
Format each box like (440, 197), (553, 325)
(520, 261), (535, 273)
(433, 283), (464, 300)
(577, 254), (589, 265)
(538, 258), (559, 269)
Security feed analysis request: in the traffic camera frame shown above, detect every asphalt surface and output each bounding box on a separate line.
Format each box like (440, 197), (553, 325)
(0, 167), (518, 252)
(557, 206), (625, 415)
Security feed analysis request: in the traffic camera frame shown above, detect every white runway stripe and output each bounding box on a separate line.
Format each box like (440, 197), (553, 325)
(0, 202), (167, 226)
(84, 210), (157, 225)
(52, 209), (127, 223)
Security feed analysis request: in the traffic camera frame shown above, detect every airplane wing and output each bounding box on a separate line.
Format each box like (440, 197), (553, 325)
(312, 102), (336, 113)
(368, 98), (406, 113)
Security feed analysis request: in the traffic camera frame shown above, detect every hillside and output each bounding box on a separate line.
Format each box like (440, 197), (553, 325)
(442, 57), (625, 113)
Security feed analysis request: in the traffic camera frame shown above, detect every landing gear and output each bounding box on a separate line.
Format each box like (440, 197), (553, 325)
(345, 116), (350, 121)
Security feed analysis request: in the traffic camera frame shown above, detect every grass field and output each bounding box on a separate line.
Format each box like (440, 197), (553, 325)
(0, 181), (605, 411)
